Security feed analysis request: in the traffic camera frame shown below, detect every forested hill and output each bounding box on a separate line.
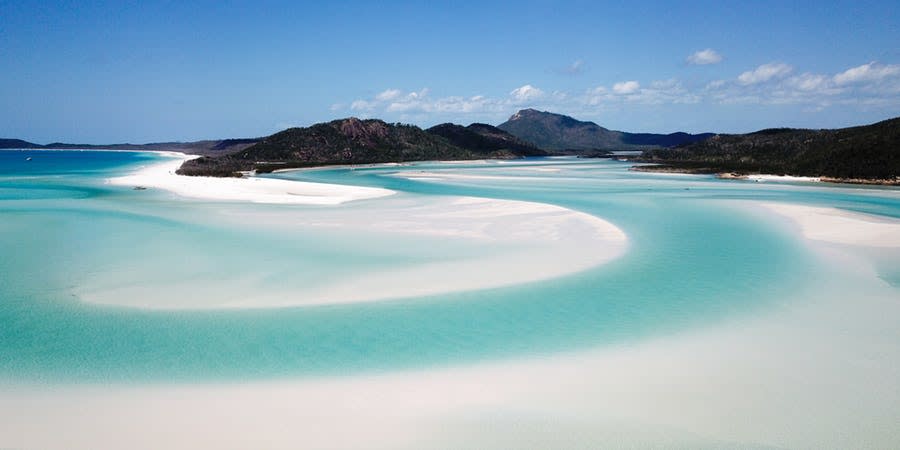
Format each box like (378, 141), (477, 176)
(426, 123), (547, 156)
(497, 109), (713, 151)
(177, 118), (532, 177)
(637, 117), (900, 182)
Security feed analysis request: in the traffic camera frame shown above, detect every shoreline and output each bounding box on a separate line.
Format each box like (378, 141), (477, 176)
(95, 153), (629, 309)
(4, 248), (899, 449)
(631, 164), (900, 186)
(75, 194), (628, 309)
(751, 201), (900, 247)
(3, 164), (900, 448)
(107, 152), (396, 205)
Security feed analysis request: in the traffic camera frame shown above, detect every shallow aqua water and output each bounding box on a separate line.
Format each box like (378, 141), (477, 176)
(1, 150), (898, 383)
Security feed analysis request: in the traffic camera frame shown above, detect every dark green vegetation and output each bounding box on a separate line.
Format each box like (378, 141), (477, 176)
(0, 138), (259, 155)
(638, 117), (900, 183)
(497, 109), (713, 151)
(0, 139), (40, 149)
(426, 123), (548, 157)
(177, 118), (541, 177)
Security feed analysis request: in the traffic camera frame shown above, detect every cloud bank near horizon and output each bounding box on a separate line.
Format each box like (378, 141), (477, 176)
(332, 60), (900, 128)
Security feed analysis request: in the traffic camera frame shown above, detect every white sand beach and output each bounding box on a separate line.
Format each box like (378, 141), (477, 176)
(2, 199), (899, 449)
(744, 174), (821, 183)
(6, 162), (898, 449)
(73, 192), (627, 309)
(108, 153), (395, 205)
(2, 243), (898, 450)
(92, 154), (631, 309)
(755, 201), (900, 247)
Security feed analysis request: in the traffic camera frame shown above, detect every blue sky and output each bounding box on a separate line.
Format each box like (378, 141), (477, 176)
(2, 0), (899, 143)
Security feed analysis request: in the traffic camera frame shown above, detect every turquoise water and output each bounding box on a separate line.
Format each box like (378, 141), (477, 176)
(1, 150), (898, 383)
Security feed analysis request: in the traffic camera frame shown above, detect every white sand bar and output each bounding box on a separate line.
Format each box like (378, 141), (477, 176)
(756, 201), (900, 247)
(92, 155), (628, 309)
(73, 194), (627, 309)
(3, 271), (898, 450)
(746, 174), (821, 183)
(3, 199), (899, 449)
(108, 153), (395, 205)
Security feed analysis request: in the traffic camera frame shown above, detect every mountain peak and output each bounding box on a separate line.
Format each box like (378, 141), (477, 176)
(498, 110), (618, 151)
(498, 110), (713, 151)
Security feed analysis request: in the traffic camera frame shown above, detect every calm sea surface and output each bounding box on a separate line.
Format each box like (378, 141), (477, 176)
(1, 149), (898, 383)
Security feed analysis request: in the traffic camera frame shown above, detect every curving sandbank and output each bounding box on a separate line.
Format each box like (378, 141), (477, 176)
(92, 156), (628, 309)
(107, 152), (395, 205)
(754, 201), (900, 247)
(4, 257), (899, 449)
(3, 197), (899, 449)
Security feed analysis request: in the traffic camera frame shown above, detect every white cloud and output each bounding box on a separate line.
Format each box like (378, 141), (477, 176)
(612, 81), (640, 95)
(350, 100), (375, 111)
(705, 80), (726, 90)
(509, 84), (545, 103)
(738, 63), (793, 85)
(375, 89), (402, 101)
(687, 49), (723, 65)
(833, 62), (900, 85)
(787, 73), (830, 91)
(586, 79), (698, 106)
(335, 60), (900, 122)
(384, 88), (431, 113)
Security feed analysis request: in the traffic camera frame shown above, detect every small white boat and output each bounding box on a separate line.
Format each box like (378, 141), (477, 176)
(25, 157), (32, 161)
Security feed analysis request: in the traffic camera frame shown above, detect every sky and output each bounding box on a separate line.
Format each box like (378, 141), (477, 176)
(2, 0), (899, 143)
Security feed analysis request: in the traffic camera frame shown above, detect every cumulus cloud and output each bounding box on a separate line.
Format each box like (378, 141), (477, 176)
(833, 62), (900, 85)
(787, 73), (830, 91)
(510, 84), (545, 103)
(335, 60), (900, 122)
(384, 89), (430, 112)
(738, 62), (793, 85)
(350, 100), (375, 111)
(687, 49), (723, 65)
(612, 81), (640, 94)
(375, 89), (403, 101)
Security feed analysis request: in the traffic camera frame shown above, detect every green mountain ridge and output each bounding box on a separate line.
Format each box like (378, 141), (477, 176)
(497, 108), (714, 151)
(637, 117), (900, 182)
(425, 122), (548, 157)
(176, 118), (533, 177)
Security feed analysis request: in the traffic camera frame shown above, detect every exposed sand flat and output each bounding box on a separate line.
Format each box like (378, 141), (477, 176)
(107, 153), (395, 205)
(4, 163), (900, 449)
(398, 171), (548, 182)
(755, 201), (900, 247)
(97, 154), (628, 309)
(746, 174), (820, 182)
(73, 194), (627, 309)
(3, 268), (898, 450)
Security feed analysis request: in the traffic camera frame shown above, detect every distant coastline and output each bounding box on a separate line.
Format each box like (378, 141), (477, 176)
(631, 164), (900, 186)
(6, 109), (898, 186)
(634, 116), (900, 185)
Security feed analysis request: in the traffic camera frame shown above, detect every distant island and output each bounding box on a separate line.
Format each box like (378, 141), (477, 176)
(635, 117), (900, 185)
(0, 138), (259, 156)
(3, 109), (898, 184)
(175, 111), (715, 177)
(175, 118), (551, 177)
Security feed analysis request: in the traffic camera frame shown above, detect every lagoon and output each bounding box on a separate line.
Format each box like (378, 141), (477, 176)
(1, 149), (899, 448)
